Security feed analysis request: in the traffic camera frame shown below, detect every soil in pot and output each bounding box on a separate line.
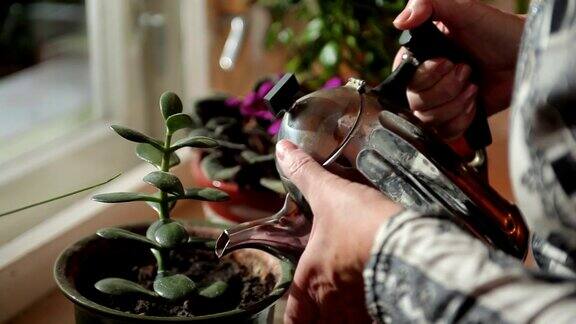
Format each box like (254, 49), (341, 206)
(74, 231), (276, 317)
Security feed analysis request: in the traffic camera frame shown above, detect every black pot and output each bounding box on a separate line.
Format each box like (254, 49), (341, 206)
(54, 223), (294, 324)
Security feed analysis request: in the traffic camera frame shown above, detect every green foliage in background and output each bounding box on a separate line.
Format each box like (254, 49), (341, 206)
(261, 0), (405, 88)
(260, 0), (531, 88)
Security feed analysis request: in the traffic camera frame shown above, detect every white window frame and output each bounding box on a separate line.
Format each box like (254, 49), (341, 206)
(0, 0), (210, 321)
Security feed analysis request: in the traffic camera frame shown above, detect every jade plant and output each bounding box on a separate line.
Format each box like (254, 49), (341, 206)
(91, 91), (231, 301)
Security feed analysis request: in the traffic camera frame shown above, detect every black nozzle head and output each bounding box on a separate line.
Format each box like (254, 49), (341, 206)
(264, 73), (300, 116)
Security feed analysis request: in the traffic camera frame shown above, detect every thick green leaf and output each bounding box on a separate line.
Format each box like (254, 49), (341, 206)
(136, 143), (180, 169)
(241, 151), (274, 164)
(199, 281), (228, 299)
(92, 192), (160, 203)
(160, 91), (183, 120)
(213, 166), (241, 181)
(143, 171), (184, 195)
(95, 278), (157, 297)
(319, 41), (339, 67)
(96, 227), (161, 249)
(146, 219), (169, 240)
(188, 128), (212, 137)
(205, 117), (236, 130)
(153, 222), (189, 248)
(260, 178), (286, 194)
(200, 153), (240, 181)
(172, 187), (229, 202)
(171, 136), (218, 151)
(216, 140), (246, 150)
(166, 113), (194, 135)
(153, 274), (196, 300)
(110, 125), (163, 150)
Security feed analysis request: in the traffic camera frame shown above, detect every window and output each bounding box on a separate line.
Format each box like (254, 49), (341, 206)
(0, 1), (93, 164)
(0, 0), (209, 245)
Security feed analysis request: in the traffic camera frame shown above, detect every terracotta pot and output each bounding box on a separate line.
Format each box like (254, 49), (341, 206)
(190, 152), (284, 224)
(54, 222), (294, 324)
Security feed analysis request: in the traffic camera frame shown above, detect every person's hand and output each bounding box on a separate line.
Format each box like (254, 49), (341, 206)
(393, 0), (525, 140)
(275, 140), (402, 323)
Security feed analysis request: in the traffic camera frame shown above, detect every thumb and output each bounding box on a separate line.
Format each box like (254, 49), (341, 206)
(393, 0), (489, 31)
(393, 0), (433, 30)
(275, 140), (336, 200)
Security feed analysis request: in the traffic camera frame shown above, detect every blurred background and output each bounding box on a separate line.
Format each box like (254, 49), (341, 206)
(0, 0), (527, 244)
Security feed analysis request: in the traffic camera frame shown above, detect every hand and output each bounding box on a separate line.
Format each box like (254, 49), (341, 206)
(393, 0), (525, 140)
(276, 140), (402, 324)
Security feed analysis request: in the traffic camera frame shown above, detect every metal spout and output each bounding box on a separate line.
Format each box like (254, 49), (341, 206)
(215, 196), (311, 262)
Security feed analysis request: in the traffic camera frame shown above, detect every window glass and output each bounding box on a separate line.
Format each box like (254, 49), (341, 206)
(0, 0), (93, 164)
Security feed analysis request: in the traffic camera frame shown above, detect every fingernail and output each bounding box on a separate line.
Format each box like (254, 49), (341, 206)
(276, 140), (297, 161)
(464, 84), (478, 100)
(393, 8), (413, 24)
(456, 64), (471, 82)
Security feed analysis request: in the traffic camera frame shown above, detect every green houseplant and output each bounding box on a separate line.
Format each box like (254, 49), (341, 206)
(189, 78), (286, 224)
(260, 0), (531, 88)
(188, 75), (344, 224)
(260, 0), (405, 88)
(49, 92), (294, 323)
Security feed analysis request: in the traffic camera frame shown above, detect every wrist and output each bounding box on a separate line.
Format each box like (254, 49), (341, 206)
(356, 201), (402, 268)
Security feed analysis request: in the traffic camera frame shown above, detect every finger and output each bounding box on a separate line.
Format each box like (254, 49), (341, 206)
(413, 84), (477, 125)
(392, 47), (408, 70)
(437, 101), (477, 140)
(407, 63), (471, 111)
(409, 58), (454, 91)
(284, 283), (318, 324)
(393, 0), (433, 30)
(275, 140), (339, 201)
(393, 0), (489, 32)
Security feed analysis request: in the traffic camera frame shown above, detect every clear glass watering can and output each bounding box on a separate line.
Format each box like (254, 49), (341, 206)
(215, 20), (529, 262)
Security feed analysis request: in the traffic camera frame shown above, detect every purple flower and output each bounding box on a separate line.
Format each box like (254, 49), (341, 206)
(223, 76), (344, 136)
(323, 77), (343, 89)
(239, 80), (275, 121)
(267, 119), (281, 135)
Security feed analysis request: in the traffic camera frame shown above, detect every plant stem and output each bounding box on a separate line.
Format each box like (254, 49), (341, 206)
(158, 134), (172, 220)
(0, 173), (121, 218)
(151, 248), (167, 274)
(153, 133), (173, 277)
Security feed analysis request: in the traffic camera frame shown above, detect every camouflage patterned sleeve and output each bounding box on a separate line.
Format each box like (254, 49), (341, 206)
(363, 210), (576, 323)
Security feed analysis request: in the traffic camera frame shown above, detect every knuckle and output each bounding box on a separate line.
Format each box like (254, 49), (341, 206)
(414, 110), (435, 123)
(407, 91), (425, 111)
(286, 155), (315, 178)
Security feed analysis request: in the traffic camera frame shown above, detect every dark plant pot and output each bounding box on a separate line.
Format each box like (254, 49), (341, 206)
(54, 223), (294, 324)
(190, 152), (283, 224)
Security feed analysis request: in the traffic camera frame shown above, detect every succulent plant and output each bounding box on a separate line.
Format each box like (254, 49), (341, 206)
(190, 78), (285, 194)
(90, 92), (231, 301)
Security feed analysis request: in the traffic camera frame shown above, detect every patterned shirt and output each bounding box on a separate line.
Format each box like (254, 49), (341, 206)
(364, 1), (576, 322)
